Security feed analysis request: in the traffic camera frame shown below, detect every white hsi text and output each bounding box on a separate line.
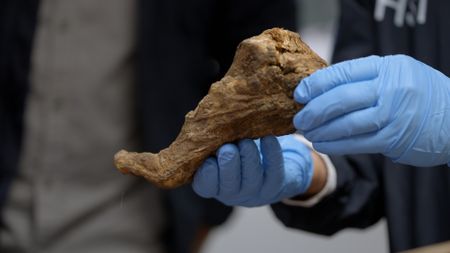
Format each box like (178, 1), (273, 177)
(374, 0), (428, 27)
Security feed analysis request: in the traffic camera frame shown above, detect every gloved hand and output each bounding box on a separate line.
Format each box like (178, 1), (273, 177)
(294, 55), (450, 167)
(192, 135), (314, 207)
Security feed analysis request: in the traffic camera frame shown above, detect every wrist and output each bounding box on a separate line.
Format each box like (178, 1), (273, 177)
(282, 148), (337, 207)
(282, 134), (337, 207)
(293, 151), (327, 200)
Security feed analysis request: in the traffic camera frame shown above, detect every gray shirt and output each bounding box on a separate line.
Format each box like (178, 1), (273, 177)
(0, 0), (165, 252)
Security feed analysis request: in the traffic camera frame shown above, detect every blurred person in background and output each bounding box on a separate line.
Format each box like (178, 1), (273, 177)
(192, 0), (450, 252)
(0, 0), (297, 252)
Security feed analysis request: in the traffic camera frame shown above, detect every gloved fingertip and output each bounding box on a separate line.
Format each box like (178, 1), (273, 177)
(217, 144), (239, 162)
(293, 112), (303, 131)
(260, 136), (283, 174)
(294, 81), (311, 104)
(293, 111), (310, 131)
(238, 139), (259, 158)
(238, 139), (256, 150)
(260, 135), (279, 150)
(192, 158), (219, 198)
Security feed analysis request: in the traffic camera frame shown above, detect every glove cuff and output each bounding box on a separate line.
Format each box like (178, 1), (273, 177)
(281, 134), (337, 207)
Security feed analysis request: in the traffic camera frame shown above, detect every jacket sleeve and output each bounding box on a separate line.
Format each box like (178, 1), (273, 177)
(332, 0), (377, 63)
(271, 154), (385, 235)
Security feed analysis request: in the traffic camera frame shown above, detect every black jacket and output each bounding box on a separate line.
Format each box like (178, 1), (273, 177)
(272, 0), (450, 252)
(0, 0), (297, 252)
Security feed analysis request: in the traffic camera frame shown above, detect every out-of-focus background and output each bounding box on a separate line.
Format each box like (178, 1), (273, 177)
(201, 1), (389, 252)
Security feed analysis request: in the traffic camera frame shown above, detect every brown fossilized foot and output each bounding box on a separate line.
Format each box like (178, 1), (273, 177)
(114, 28), (327, 188)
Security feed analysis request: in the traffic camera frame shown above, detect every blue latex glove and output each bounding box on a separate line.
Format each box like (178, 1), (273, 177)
(192, 135), (314, 207)
(294, 55), (450, 167)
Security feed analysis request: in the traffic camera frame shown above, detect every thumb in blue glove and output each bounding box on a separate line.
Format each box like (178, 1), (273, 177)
(192, 135), (314, 207)
(294, 55), (450, 167)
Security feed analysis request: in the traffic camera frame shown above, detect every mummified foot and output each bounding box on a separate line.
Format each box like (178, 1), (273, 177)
(114, 28), (327, 188)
